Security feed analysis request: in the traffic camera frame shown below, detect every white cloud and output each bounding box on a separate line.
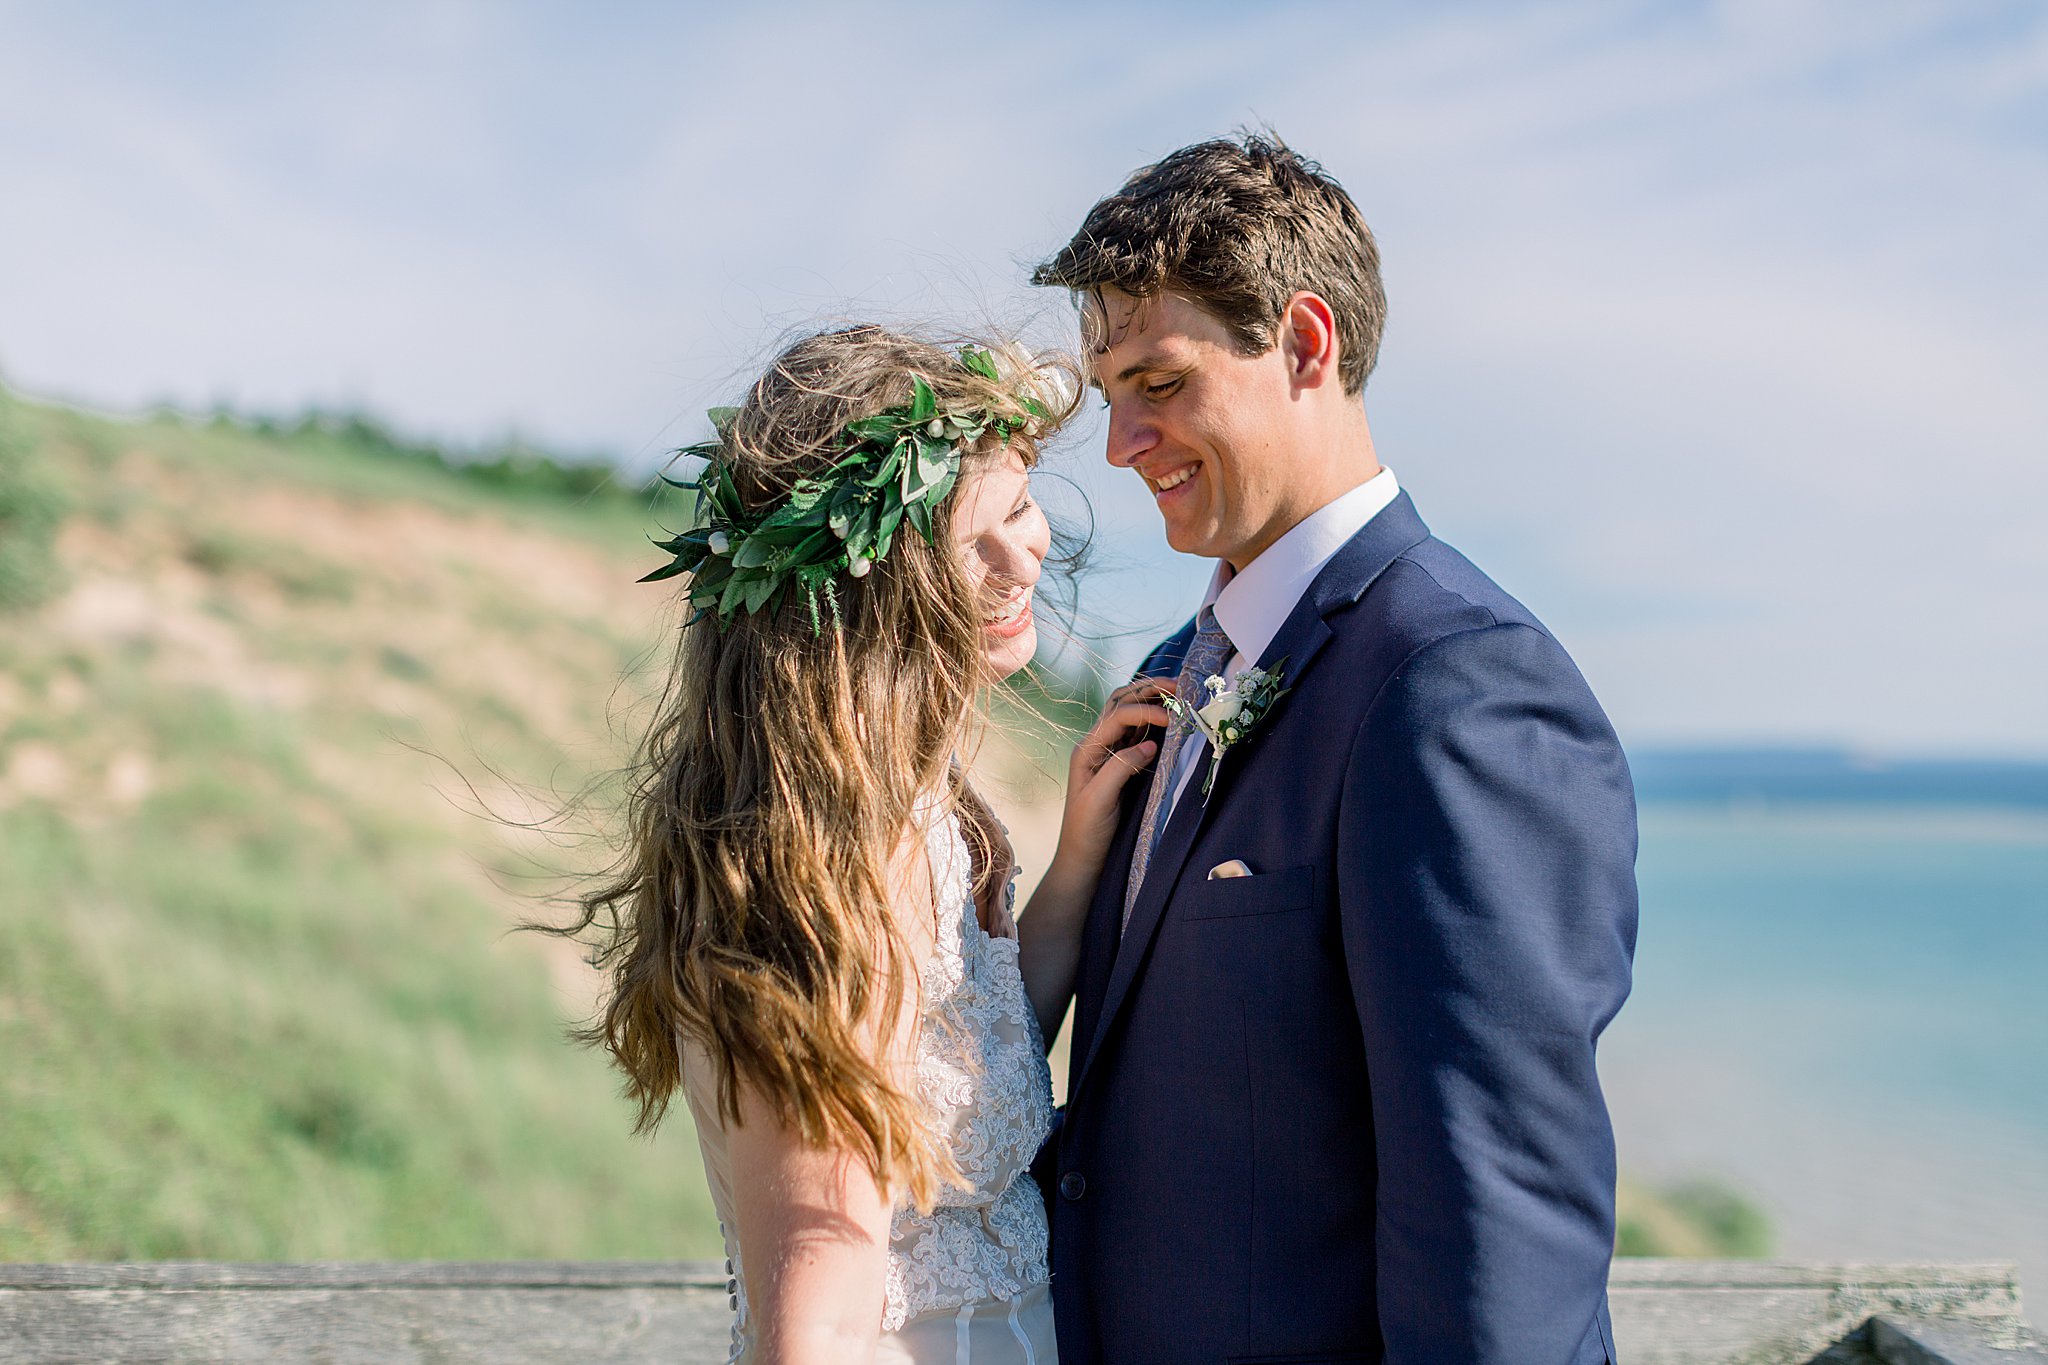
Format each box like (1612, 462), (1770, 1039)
(1, 0), (2042, 749)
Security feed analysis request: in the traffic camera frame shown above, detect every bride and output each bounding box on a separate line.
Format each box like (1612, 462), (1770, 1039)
(569, 325), (1170, 1363)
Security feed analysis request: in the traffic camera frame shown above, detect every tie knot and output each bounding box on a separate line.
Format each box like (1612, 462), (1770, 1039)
(1182, 607), (1234, 685)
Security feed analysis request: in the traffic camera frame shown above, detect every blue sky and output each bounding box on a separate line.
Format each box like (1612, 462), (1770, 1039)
(2, 0), (2044, 753)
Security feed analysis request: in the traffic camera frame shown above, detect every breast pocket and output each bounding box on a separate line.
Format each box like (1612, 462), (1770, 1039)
(1177, 863), (1316, 920)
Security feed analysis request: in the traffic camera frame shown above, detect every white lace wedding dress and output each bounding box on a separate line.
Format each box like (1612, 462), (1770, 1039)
(681, 807), (1058, 1364)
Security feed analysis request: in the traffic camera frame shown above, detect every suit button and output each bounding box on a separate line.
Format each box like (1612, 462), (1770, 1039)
(1058, 1171), (1086, 1201)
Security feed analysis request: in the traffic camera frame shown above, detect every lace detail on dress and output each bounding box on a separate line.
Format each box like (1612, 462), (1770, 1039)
(717, 1221), (747, 1365)
(879, 808), (1055, 1331)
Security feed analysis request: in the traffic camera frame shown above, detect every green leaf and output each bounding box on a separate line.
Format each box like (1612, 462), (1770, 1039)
(874, 503), (905, 561)
(779, 535), (826, 571)
(753, 490), (825, 535)
(779, 483), (826, 514)
(826, 481), (860, 536)
(707, 406), (740, 433)
(959, 346), (999, 381)
(916, 438), (952, 487)
(844, 503), (881, 562)
(690, 557), (734, 593)
(663, 440), (719, 480)
(718, 572), (751, 616)
(747, 521), (807, 547)
(906, 496), (933, 541)
(637, 559), (688, 583)
(845, 414), (899, 443)
(712, 478), (746, 523)
(731, 537), (775, 569)
(862, 446), (903, 487)
(909, 376), (936, 423)
(899, 442), (922, 502)
(743, 574), (776, 615)
(756, 491), (828, 534)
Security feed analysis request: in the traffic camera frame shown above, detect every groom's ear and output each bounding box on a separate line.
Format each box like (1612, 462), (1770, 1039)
(1281, 291), (1342, 394)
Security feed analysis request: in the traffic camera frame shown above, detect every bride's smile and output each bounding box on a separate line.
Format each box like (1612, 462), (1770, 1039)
(983, 590), (1033, 638)
(953, 447), (1051, 679)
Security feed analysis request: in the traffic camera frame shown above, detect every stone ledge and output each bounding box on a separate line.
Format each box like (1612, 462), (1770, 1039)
(1608, 1260), (2029, 1365)
(1870, 1313), (2048, 1364)
(0, 1259), (2034, 1364)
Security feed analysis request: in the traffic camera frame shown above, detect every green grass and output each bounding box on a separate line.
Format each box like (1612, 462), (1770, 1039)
(178, 408), (671, 554)
(0, 676), (720, 1262)
(0, 391), (67, 611)
(1614, 1174), (1774, 1259)
(0, 394), (722, 1261)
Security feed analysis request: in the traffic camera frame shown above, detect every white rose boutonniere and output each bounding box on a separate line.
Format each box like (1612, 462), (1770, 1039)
(1164, 658), (1291, 799)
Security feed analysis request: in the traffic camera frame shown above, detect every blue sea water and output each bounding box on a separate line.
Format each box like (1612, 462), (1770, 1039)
(1602, 764), (2048, 1287)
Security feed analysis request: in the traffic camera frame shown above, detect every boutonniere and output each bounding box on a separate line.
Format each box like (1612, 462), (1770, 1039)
(1164, 658), (1291, 799)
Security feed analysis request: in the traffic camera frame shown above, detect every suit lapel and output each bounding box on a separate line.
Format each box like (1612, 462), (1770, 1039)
(1070, 493), (1432, 1100)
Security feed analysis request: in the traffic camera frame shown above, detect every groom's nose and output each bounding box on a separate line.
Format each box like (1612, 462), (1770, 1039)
(1104, 401), (1156, 469)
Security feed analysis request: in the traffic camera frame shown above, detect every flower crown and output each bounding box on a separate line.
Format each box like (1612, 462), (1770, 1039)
(641, 346), (1053, 631)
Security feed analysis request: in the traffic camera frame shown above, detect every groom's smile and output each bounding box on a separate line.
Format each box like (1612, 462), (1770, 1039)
(1148, 463), (1197, 494)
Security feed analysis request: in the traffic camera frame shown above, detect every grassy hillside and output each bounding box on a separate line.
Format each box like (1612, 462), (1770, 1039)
(0, 388), (1759, 1262)
(0, 395), (735, 1260)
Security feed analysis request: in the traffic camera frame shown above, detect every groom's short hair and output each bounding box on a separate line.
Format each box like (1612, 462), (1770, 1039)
(1033, 131), (1387, 396)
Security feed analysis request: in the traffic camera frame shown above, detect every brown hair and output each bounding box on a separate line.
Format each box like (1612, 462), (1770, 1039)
(1032, 130), (1387, 395)
(556, 325), (1078, 1208)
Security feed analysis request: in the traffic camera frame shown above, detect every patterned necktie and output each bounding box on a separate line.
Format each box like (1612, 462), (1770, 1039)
(1123, 607), (1235, 931)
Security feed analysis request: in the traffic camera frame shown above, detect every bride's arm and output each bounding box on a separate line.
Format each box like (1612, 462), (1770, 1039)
(723, 1090), (894, 1365)
(720, 830), (938, 1365)
(1017, 679), (1173, 1044)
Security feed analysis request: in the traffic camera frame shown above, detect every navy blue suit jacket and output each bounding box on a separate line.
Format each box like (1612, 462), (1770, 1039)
(1044, 492), (1637, 1364)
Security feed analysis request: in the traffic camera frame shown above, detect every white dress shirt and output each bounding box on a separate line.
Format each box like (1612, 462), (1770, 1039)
(1164, 467), (1401, 813)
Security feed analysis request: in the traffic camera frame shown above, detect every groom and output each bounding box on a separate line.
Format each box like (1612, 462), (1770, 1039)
(1030, 134), (1638, 1364)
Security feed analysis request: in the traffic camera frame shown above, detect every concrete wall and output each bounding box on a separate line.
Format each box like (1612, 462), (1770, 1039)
(1, 1260), (2040, 1363)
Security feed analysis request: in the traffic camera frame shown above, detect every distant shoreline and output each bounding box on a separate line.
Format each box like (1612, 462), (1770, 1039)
(1627, 749), (2048, 809)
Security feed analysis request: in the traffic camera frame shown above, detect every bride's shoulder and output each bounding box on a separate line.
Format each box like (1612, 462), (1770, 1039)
(884, 811), (952, 971)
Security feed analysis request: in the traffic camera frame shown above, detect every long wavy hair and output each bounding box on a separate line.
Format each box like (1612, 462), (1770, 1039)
(561, 325), (1079, 1209)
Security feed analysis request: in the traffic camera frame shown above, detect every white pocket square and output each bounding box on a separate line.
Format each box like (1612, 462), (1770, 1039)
(1207, 859), (1253, 880)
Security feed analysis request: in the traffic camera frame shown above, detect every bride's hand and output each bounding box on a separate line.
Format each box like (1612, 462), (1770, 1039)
(1051, 678), (1175, 881)
(1018, 678), (1174, 1039)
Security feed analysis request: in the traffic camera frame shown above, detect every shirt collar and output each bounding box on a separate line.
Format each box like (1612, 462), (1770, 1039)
(1201, 467), (1400, 666)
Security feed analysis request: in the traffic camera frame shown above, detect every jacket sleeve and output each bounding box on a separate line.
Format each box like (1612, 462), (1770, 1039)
(1338, 621), (1638, 1365)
